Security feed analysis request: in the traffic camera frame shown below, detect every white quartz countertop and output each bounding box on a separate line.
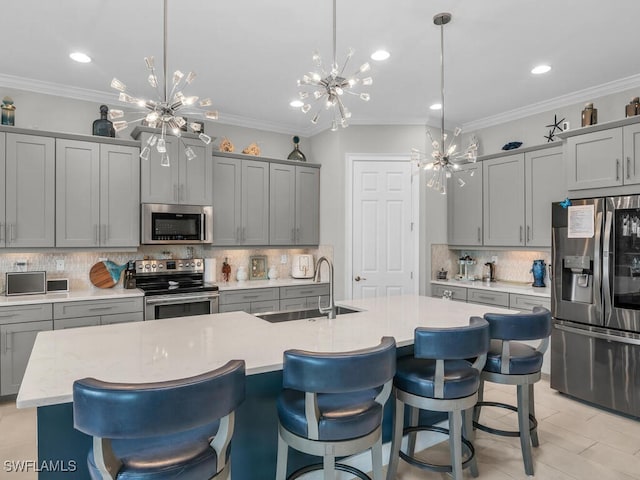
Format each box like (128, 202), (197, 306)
(217, 278), (321, 291)
(0, 287), (143, 306)
(431, 279), (550, 298)
(17, 294), (510, 408)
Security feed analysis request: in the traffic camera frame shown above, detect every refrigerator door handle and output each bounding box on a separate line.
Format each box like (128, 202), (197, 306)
(555, 323), (640, 346)
(593, 210), (604, 317)
(602, 210), (613, 325)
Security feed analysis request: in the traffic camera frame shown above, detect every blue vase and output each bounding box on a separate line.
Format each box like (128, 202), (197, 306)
(531, 259), (546, 287)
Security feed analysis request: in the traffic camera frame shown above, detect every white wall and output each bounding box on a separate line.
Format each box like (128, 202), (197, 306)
(310, 125), (448, 300)
(0, 87), (309, 159)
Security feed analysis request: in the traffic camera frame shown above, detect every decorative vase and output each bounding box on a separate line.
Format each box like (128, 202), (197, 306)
(236, 266), (248, 282)
(531, 259), (546, 287)
(581, 103), (597, 127)
(268, 265), (278, 280)
(222, 257), (231, 282)
(287, 136), (306, 162)
(92, 105), (116, 137)
(1, 97), (15, 126)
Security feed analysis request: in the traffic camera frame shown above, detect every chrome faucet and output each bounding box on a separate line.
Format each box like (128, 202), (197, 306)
(314, 256), (336, 319)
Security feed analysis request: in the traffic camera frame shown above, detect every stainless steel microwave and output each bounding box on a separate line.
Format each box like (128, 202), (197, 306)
(142, 203), (213, 244)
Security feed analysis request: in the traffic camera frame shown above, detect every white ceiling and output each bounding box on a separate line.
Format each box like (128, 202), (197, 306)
(2, 0), (640, 136)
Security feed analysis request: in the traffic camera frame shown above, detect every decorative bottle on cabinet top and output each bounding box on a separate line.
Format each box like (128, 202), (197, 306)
(287, 136), (306, 162)
(581, 102), (597, 127)
(92, 105), (116, 137)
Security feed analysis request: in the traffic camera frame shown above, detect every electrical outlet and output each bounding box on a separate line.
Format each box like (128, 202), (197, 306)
(56, 259), (65, 271)
(280, 254), (288, 264)
(491, 256), (498, 264)
(98, 257), (107, 262)
(14, 259), (27, 271)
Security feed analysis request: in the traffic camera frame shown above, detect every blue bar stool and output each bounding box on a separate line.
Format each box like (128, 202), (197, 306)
(275, 336), (396, 480)
(386, 317), (490, 480)
(473, 306), (552, 476)
(73, 360), (245, 480)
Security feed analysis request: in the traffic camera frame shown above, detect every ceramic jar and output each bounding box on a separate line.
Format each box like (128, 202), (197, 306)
(268, 265), (278, 280)
(236, 266), (248, 281)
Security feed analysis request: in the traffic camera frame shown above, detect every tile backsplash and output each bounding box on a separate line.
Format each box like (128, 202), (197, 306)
(0, 245), (333, 293)
(431, 244), (551, 284)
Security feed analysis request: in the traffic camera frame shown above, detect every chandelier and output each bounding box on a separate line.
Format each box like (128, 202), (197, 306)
(108, 0), (217, 166)
(296, 0), (373, 131)
(411, 13), (478, 194)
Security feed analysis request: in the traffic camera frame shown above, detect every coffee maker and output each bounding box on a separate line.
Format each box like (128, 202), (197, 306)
(123, 260), (137, 289)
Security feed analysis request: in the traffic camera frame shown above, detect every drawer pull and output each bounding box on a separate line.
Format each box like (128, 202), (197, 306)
(242, 295), (260, 300)
(0, 313), (16, 318)
(477, 295), (497, 301)
(89, 307), (114, 312)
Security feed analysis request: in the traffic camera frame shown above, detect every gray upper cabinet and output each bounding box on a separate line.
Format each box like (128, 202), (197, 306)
(56, 140), (139, 247)
(566, 128), (624, 189)
(139, 131), (213, 205)
(213, 156), (269, 246)
(270, 163), (320, 245)
(295, 166), (320, 245)
(525, 146), (565, 247)
(483, 153), (525, 246)
(4, 133), (55, 248)
(447, 162), (483, 246)
(623, 123), (640, 185)
(0, 134), (6, 247)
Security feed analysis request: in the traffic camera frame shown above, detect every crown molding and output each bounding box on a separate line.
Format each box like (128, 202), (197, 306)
(462, 73), (640, 132)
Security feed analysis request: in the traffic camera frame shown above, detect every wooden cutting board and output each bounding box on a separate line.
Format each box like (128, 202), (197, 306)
(89, 261), (126, 289)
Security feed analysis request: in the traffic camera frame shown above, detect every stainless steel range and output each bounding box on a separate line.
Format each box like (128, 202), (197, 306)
(135, 258), (219, 320)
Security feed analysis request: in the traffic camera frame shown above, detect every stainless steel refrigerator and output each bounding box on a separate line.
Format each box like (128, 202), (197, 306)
(551, 196), (640, 417)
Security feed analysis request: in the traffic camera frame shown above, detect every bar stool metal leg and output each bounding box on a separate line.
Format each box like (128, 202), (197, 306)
(529, 383), (539, 447)
(448, 410), (463, 480)
(407, 406), (419, 457)
(463, 408), (479, 477)
(386, 397), (404, 480)
(517, 384), (534, 476)
(276, 432), (289, 480)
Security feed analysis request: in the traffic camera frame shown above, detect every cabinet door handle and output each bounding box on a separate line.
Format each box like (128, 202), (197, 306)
(95, 225), (99, 245)
(242, 227), (246, 242)
(173, 184), (178, 202)
(0, 222), (3, 242)
(296, 228), (300, 243)
(477, 227), (481, 243)
(5, 332), (12, 353)
(291, 229), (295, 242)
(10, 224), (15, 243)
(627, 156), (632, 179)
(520, 226), (523, 243)
(616, 159), (620, 181)
(527, 225), (531, 242)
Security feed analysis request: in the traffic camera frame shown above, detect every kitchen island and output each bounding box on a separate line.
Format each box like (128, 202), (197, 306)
(18, 294), (511, 479)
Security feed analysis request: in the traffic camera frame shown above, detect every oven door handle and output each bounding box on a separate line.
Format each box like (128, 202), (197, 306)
(145, 294), (219, 305)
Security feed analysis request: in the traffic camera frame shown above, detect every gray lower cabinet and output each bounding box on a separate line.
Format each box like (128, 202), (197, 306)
(56, 140), (140, 247)
(2, 133), (55, 248)
(431, 284), (467, 302)
(509, 293), (551, 311)
(467, 288), (509, 307)
(219, 288), (279, 313)
(448, 162), (483, 246)
(138, 130), (213, 205)
(53, 297), (144, 327)
(213, 156), (269, 246)
(279, 284), (329, 310)
(0, 303), (53, 396)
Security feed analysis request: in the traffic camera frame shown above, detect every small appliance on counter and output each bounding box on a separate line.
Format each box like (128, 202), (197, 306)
(483, 262), (496, 284)
(123, 261), (137, 289)
(291, 254), (314, 279)
(5, 271), (46, 296)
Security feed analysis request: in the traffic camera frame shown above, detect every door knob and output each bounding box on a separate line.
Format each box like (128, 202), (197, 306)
(354, 276), (367, 281)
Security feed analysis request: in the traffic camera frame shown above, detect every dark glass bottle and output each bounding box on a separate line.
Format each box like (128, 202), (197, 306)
(287, 136), (307, 162)
(93, 105), (115, 137)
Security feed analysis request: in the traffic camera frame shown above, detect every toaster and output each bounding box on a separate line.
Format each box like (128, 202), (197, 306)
(291, 254), (315, 279)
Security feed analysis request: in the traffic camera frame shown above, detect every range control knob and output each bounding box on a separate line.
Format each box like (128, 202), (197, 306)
(144, 264), (151, 270)
(158, 264), (163, 269)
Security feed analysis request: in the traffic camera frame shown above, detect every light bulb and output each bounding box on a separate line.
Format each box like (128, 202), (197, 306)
(301, 104), (311, 114)
(199, 133), (212, 144)
(359, 62), (371, 73)
(160, 153), (170, 167)
(184, 146), (196, 161)
(110, 78), (127, 92)
(199, 98), (212, 107)
(361, 77), (373, 86)
(172, 70), (184, 85)
(157, 138), (166, 153)
(146, 111), (159, 123)
(185, 72), (196, 84)
(146, 134), (158, 147)
(359, 93), (370, 101)
(113, 121), (128, 132)
(148, 74), (158, 88)
(140, 146), (150, 161)
(108, 109), (124, 120)
(330, 120), (338, 132)
(144, 57), (155, 69)
(183, 96), (198, 106)
(205, 111), (219, 120)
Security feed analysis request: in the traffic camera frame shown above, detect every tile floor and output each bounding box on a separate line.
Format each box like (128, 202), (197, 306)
(0, 378), (638, 479)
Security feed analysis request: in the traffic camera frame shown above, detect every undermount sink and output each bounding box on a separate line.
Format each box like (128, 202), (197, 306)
(256, 306), (362, 323)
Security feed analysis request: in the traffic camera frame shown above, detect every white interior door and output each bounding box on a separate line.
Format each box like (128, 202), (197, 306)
(351, 158), (416, 298)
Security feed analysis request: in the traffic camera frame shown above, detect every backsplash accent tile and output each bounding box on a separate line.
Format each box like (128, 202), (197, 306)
(0, 246), (332, 293)
(431, 244), (551, 284)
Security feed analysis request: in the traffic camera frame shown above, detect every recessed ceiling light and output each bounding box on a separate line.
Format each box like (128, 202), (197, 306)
(429, 103), (442, 110)
(370, 50), (390, 61)
(531, 64), (551, 75)
(69, 52), (92, 63)
(289, 99), (304, 108)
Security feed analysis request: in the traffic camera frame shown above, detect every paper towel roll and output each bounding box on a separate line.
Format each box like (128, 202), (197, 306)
(204, 258), (217, 283)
